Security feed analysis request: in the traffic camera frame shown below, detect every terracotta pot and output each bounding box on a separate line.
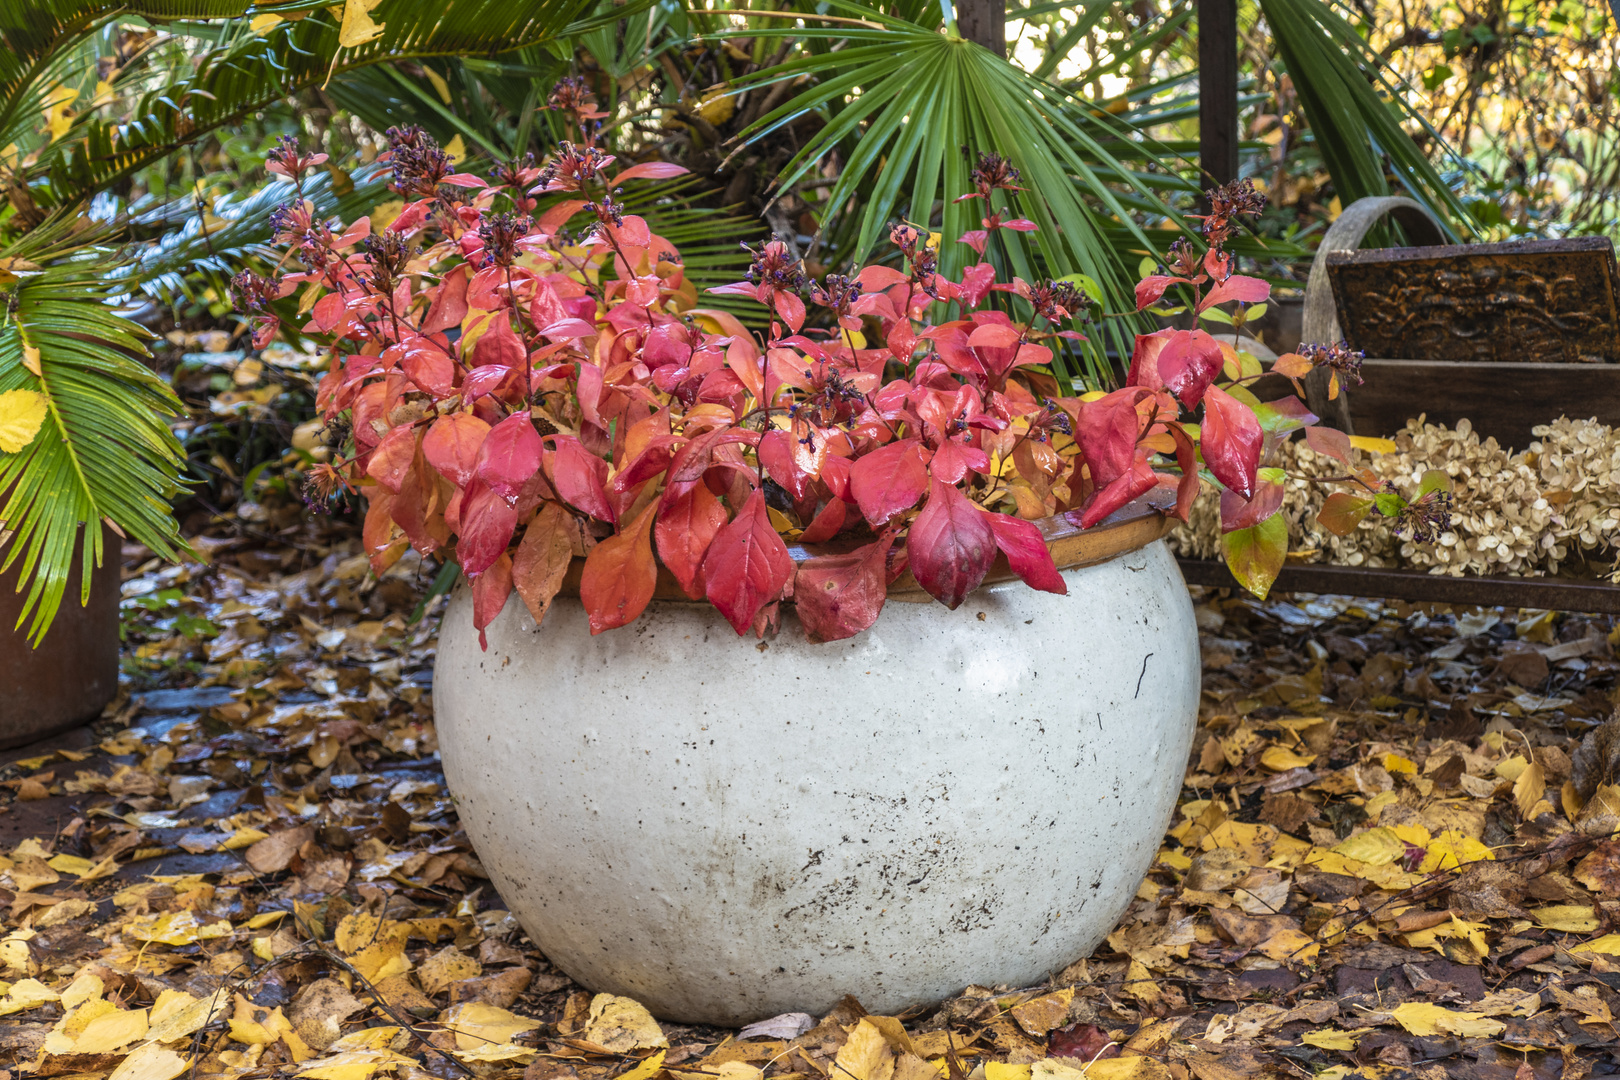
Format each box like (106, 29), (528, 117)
(0, 528), (121, 749)
(433, 502), (1199, 1024)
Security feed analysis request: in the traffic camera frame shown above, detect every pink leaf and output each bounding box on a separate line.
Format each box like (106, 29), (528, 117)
(472, 553), (514, 650)
(459, 482), (521, 576)
(612, 161), (691, 184)
(1197, 274), (1270, 312)
(1304, 424), (1353, 465)
(793, 533), (896, 643)
(551, 435), (616, 523)
(848, 439), (928, 527)
(475, 411), (544, 501)
(703, 489), (794, 635)
(1201, 384), (1263, 499)
(985, 513), (1066, 595)
(907, 479), (997, 610)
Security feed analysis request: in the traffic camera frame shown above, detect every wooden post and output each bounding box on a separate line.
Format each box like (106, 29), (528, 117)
(957, 0), (1005, 58)
(1197, 0), (1239, 188)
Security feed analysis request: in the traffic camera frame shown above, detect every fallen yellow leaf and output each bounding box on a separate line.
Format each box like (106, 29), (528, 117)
(108, 1043), (190, 1080)
(1302, 1028), (1366, 1051)
(443, 1001), (541, 1053)
(1332, 828), (1407, 867)
(337, 0), (385, 48)
(0, 389), (47, 453)
(1573, 934), (1620, 956)
(1532, 905), (1599, 933)
(1389, 1002), (1504, 1038)
(1260, 745), (1317, 772)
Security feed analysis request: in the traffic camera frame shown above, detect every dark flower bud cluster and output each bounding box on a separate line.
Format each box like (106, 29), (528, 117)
(584, 194), (625, 231)
(1163, 238), (1202, 279)
(1197, 178), (1266, 248)
(490, 153), (536, 187)
(1299, 340), (1366, 387)
(384, 125), (455, 197)
(1028, 279), (1089, 324)
(742, 239), (807, 296)
(810, 274), (862, 318)
(477, 212), (532, 268)
(537, 142), (612, 191)
(889, 225), (939, 296)
(1394, 488), (1455, 543)
(230, 270), (283, 313)
(547, 76), (595, 114)
(963, 150), (1023, 201)
(1027, 398), (1073, 441)
(362, 231), (411, 293)
(302, 461), (353, 514)
(268, 201), (334, 272)
(794, 367), (867, 431)
(266, 135), (327, 179)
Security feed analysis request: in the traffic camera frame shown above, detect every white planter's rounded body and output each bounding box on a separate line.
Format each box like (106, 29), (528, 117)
(435, 538), (1198, 1025)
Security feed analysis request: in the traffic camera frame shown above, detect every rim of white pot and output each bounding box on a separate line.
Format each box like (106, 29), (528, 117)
(536, 491), (1176, 606)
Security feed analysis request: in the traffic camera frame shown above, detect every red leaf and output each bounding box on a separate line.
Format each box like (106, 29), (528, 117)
(773, 291), (806, 333)
(363, 488), (404, 574)
(511, 501), (575, 626)
(1157, 329), (1224, 407)
(612, 161), (690, 184)
(475, 412), (543, 500)
(550, 435), (616, 523)
(400, 339), (456, 396)
(985, 513), (1066, 594)
(1074, 389), (1147, 488)
(579, 502), (659, 634)
(702, 488), (794, 635)
(473, 313), (526, 368)
(1134, 275), (1184, 311)
(960, 263), (996, 307)
(758, 429), (811, 499)
(1048, 1023), (1118, 1062)
(423, 266), (470, 333)
(423, 413), (491, 488)
(1220, 472), (1285, 533)
(1304, 423), (1353, 465)
(1201, 385), (1263, 499)
(472, 553), (514, 650)
(1197, 273), (1270, 312)
(1165, 422), (1203, 523)
(848, 439), (928, 526)
(930, 435), (989, 484)
(458, 481), (521, 576)
(907, 479), (997, 610)
(1072, 456), (1156, 529)
(1319, 491), (1375, 536)
(656, 483), (728, 598)
(794, 532), (896, 643)
(798, 497), (848, 544)
(366, 424), (418, 493)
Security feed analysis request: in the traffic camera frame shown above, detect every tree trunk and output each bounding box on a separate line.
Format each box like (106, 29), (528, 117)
(1197, 0), (1238, 189)
(957, 0), (1005, 58)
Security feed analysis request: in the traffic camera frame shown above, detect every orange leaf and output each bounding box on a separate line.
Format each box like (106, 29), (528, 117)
(512, 501), (575, 627)
(579, 501), (659, 634)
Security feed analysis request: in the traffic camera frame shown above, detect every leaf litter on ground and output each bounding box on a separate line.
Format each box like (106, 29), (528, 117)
(1, 504), (1619, 1080)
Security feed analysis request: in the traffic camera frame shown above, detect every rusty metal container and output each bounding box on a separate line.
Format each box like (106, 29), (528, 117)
(0, 529), (121, 749)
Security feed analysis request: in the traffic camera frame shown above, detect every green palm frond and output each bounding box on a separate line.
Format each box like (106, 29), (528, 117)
(14, 0), (622, 212)
(0, 224), (186, 644)
(725, 5), (1183, 385)
(1258, 0), (1474, 240)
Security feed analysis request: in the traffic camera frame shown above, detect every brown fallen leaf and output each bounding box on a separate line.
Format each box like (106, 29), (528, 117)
(1572, 714), (1620, 800)
(244, 825), (315, 874)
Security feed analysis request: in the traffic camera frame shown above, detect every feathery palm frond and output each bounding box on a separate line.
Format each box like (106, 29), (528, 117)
(0, 222), (186, 643)
(12, 0), (620, 213)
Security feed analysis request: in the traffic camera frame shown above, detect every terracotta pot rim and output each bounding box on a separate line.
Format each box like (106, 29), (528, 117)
(534, 493), (1175, 606)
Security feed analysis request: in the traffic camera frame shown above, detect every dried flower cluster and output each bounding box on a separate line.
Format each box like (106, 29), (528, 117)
(1172, 416), (1620, 581)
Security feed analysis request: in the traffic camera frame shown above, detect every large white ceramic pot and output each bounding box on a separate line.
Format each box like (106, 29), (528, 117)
(434, 503), (1198, 1025)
